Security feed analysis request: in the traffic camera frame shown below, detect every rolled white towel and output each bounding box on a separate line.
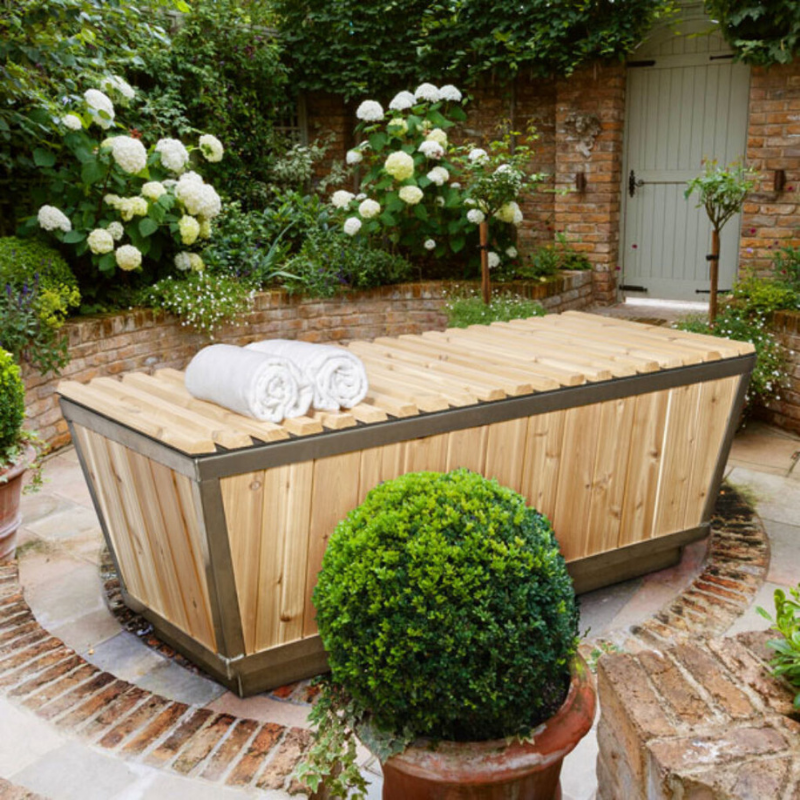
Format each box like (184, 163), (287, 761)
(185, 344), (312, 422)
(246, 339), (368, 412)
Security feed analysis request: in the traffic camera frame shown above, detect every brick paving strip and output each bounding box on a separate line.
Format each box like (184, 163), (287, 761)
(0, 486), (769, 797)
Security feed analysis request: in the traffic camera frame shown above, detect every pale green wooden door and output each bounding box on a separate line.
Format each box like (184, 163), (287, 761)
(621, 23), (750, 300)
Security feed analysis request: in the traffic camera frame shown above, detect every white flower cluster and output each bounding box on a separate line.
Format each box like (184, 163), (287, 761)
(426, 128), (448, 146)
(418, 140), (444, 160)
(467, 209), (485, 225)
(199, 134), (224, 162)
(343, 217), (362, 236)
(175, 252), (204, 271)
(424, 239), (436, 251)
(106, 136), (147, 175)
(399, 185), (423, 205)
(106, 195), (148, 221)
(37, 205), (72, 232)
(107, 222), (124, 241)
(346, 149), (363, 165)
(179, 215), (201, 245)
(61, 114), (82, 131)
(426, 166), (449, 186)
(389, 91), (416, 111)
(439, 85), (462, 102)
(155, 138), (190, 173)
(87, 228), (115, 255)
(387, 118), (408, 137)
(414, 83), (440, 103)
(101, 75), (135, 101)
(115, 244), (142, 271)
(356, 100), (384, 122)
(384, 151), (415, 181)
(332, 190), (355, 209)
(141, 181), (166, 201)
(175, 172), (221, 219)
(358, 198), (381, 219)
(506, 246), (518, 258)
(487, 252), (500, 269)
(84, 89), (115, 129)
(468, 148), (488, 163)
(495, 201), (523, 225)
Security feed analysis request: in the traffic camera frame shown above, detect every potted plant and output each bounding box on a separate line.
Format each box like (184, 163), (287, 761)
(0, 348), (40, 560)
(297, 469), (595, 799)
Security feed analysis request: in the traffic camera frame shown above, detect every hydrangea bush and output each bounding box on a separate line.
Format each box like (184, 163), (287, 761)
(326, 84), (540, 273)
(24, 78), (224, 281)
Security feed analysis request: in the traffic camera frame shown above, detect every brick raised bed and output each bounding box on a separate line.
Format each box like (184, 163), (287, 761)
(23, 274), (593, 450)
(762, 310), (800, 436)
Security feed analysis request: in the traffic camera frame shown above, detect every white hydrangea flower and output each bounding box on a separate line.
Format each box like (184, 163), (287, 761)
(356, 193), (367, 201)
(199, 134), (224, 162)
(346, 149), (363, 165)
(116, 197), (146, 221)
(356, 100), (384, 122)
(108, 136), (147, 174)
(439, 85), (463, 102)
(199, 219), (212, 239)
(451, 182), (462, 189)
(387, 118), (408, 136)
(37, 205), (72, 232)
(331, 190), (355, 209)
(359, 198), (381, 219)
(84, 89), (115, 129)
(104, 194), (121, 208)
(426, 128), (448, 146)
(495, 201), (522, 224)
(162, 179), (177, 188)
(115, 244), (142, 271)
(399, 185), (423, 205)
(495, 164), (512, 173)
(87, 228), (114, 255)
(426, 166), (449, 186)
(468, 148), (488, 163)
(179, 170), (203, 184)
(107, 222), (124, 241)
(189, 253), (204, 271)
(176, 174), (221, 218)
(175, 252), (192, 271)
(487, 252), (500, 269)
(424, 239), (436, 251)
(101, 75), (135, 101)
(132, 197), (148, 216)
(155, 138), (190, 173)
(389, 91), (416, 111)
(435, 196), (446, 207)
(61, 114), (82, 131)
(343, 217), (362, 236)
(179, 215), (200, 245)
(418, 140), (444, 160)
(384, 151), (415, 181)
(506, 246), (518, 258)
(513, 205), (523, 225)
(414, 83), (440, 103)
(141, 181), (166, 201)
(467, 209), (485, 225)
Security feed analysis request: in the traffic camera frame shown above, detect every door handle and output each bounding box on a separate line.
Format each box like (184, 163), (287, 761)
(628, 169), (645, 197)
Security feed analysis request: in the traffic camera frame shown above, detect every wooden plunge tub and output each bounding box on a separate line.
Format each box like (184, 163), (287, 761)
(58, 311), (755, 695)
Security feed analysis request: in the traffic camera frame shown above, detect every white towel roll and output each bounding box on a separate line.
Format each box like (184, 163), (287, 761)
(185, 344), (312, 422)
(246, 339), (368, 411)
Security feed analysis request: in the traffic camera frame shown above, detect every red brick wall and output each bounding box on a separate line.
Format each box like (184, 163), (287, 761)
(760, 310), (800, 435)
(25, 276), (593, 450)
(740, 63), (800, 277)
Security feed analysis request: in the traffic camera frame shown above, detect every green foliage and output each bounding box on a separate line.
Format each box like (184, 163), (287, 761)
(130, 0), (290, 210)
(273, 0), (675, 100)
(503, 233), (592, 281)
(282, 229), (413, 298)
(0, 0), (184, 232)
(143, 271), (255, 336)
(757, 584), (800, 709)
(773, 245), (800, 292)
(705, 0), (800, 66)
(685, 160), (757, 234)
(445, 291), (545, 328)
(314, 469), (579, 743)
(0, 349), (25, 453)
(730, 272), (799, 315)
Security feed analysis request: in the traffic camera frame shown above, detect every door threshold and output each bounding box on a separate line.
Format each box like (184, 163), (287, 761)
(622, 297), (708, 312)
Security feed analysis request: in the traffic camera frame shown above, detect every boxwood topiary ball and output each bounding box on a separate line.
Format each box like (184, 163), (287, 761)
(0, 349), (25, 453)
(314, 468), (579, 742)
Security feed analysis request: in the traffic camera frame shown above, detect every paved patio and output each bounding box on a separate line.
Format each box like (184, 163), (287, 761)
(0, 417), (798, 799)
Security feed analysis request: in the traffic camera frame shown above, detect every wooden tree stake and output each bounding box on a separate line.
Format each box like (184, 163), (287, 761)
(709, 228), (720, 327)
(480, 221), (490, 305)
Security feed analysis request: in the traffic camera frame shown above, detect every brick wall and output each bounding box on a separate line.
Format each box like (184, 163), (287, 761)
(597, 631), (800, 799)
(760, 310), (800, 435)
(24, 275), (593, 450)
(740, 63), (800, 277)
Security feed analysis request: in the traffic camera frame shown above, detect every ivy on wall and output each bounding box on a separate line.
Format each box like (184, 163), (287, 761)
(273, 0), (676, 101)
(705, 0), (800, 65)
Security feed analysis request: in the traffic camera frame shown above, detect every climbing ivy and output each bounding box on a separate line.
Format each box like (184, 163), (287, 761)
(272, 0), (676, 101)
(705, 0), (800, 66)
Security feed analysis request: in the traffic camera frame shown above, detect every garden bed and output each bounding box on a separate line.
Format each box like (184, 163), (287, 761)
(24, 275), (593, 449)
(761, 310), (800, 435)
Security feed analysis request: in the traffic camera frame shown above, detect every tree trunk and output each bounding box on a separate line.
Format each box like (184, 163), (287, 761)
(709, 227), (720, 326)
(480, 221), (490, 305)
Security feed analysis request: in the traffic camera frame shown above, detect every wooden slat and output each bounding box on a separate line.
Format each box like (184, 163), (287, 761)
(255, 463), (314, 650)
(363, 359), (478, 407)
(484, 419), (528, 493)
(403, 433), (448, 473)
(348, 402), (389, 424)
(282, 416), (324, 436)
(308, 410), (358, 430)
(520, 409), (566, 521)
(362, 390), (419, 418)
(357, 443), (407, 504)
(446, 427), (488, 473)
(303, 452), (362, 637)
(363, 372), (451, 413)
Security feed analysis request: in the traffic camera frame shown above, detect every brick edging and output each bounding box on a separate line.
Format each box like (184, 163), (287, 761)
(0, 561), (312, 796)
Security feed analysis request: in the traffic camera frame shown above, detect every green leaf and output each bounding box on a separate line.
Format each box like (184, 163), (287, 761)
(33, 148), (56, 168)
(149, 203), (166, 223)
(62, 230), (85, 244)
(379, 211), (397, 226)
(98, 253), (116, 273)
(368, 132), (387, 151)
(139, 218), (160, 237)
(451, 236), (465, 253)
(414, 204), (428, 221)
(81, 158), (107, 185)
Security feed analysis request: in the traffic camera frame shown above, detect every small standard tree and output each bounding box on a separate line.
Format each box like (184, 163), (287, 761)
(685, 160), (756, 325)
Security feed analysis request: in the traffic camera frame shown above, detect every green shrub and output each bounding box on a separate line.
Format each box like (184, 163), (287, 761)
(314, 469), (579, 743)
(446, 291), (545, 328)
(757, 583), (800, 709)
(774, 245), (800, 292)
(0, 349), (25, 454)
(282, 230), (413, 298)
(730, 273), (799, 315)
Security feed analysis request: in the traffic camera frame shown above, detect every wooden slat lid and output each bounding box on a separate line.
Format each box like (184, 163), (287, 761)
(57, 312), (753, 456)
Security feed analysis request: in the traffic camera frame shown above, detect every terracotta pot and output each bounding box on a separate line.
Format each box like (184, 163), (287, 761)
(381, 656), (596, 800)
(0, 446), (34, 561)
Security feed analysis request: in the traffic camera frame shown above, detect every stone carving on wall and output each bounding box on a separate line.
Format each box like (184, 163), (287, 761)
(564, 112), (602, 158)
